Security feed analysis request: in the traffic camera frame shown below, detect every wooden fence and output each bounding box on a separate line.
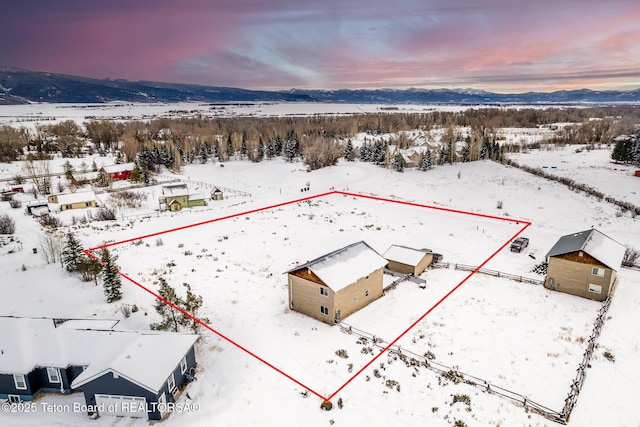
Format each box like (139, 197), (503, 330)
(156, 174), (252, 198)
(338, 322), (566, 424)
(432, 262), (545, 286)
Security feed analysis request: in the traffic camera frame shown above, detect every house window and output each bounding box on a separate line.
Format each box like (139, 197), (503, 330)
(180, 356), (187, 375)
(8, 395), (21, 404)
(167, 373), (176, 393)
(85, 202), (91, 207)
(65, 204), (72, 210)
(365, 289), (369, 297)
(591, 267), (605, 277)
(13, 374), (27, 390)
(47, 368), (60, 383)
(588, 284), (602, 294)
(320, 287), (328, 296)
(320, 305), (329, 316)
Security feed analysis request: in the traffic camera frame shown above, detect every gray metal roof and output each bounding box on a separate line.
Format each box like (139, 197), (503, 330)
(546, 229), (625, 270)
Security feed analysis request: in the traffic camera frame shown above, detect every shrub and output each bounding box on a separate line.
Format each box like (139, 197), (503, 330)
(38, 214), (62, 228)
(95, 207), (116, 221)
(9, 199), (22, 209)
(622, 246), (639, 267)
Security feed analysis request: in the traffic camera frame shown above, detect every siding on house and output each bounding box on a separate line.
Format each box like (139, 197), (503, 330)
(546, 253), (615, 302)
(287, 241), (387, 325)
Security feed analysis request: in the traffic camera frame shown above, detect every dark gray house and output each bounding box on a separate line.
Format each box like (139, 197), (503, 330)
(72, 334), (198, 420)
(0, 317), (198, 421)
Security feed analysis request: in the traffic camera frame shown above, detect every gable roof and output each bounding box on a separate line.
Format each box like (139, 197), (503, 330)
(546, 229), (625, 270)
(52, 191), (96, 206)
(383, 245), (431, 266)
(71, 334), (198, 394)
(0, 317), (197, 394)
(286, 241), (387, 292)
(102, 163), (135, 174)
(163, 184), (189, 197)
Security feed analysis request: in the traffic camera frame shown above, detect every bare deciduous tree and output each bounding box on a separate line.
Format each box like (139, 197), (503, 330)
(40, 232), (63, 265)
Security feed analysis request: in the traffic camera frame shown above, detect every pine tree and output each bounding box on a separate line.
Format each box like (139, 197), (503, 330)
(256, 138), (265, 162)
(151, 277), (184, 332)
(284, 133), (298, 162)
(180, 283), (209, 333)
(240, 137), (248, 159)
(91, 160), (98, 172)
(632, 136), (640, 166)
(62, 160), (74, 179)
(344, 140), (355, 161)
(199, 147), (208, 164)
(62, 232), (83, 272)
(360, 141), (371, 162)
(100, 248), (122, 303)
(394, 152), (406, 172)
(418, 150), (432, 171)
(226, 134), (234, 160)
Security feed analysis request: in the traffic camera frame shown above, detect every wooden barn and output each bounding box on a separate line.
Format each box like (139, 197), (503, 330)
(545, 229), (625, 301)
(100, 163), (135, 184)
(383, 245), (433, 276)
(286, 241), (388, 325)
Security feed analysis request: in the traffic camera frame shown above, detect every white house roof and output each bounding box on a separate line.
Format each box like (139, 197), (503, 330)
(0, 317), (129, 375)
(0, 317), (197, 394)
(52, 191), (96, 206)
(163, 184), (188, 197)
(546, 229), (625, 270)
(102, 163), (135, 174)
(188, 193), (204, 201)
(71, 334), (198, 394)
(287, 241), (388, 292)
(71, 171), (101, 182)
(383, 245), (431, 266)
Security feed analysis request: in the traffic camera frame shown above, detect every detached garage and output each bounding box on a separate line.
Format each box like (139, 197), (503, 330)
(383, 245), (433, 276)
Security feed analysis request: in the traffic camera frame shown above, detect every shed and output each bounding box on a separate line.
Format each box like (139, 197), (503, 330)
(383, 245), (433, 276)
(286, 241), (387, 324)
(211, 188), (224, 201)
(545, 229), (625, 301)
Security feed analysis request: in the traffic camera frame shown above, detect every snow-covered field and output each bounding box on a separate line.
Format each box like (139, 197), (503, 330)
(1, 114), (640, 426)
(510, 145), (640, 206)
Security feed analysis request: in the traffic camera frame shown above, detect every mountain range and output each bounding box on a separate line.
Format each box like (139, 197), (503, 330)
(1, 67), (639, 105)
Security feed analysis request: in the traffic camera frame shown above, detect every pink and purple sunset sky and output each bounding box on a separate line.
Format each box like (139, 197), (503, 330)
(2, 0), (639, 93)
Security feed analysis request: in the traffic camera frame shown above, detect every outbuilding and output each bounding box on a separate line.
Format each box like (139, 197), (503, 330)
(383, 245), (433, 276)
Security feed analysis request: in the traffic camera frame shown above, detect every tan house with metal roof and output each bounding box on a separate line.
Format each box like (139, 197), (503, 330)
(286, 241), (388, 325)
(48, 191), (97, 211)
(545, 229), (625, 301)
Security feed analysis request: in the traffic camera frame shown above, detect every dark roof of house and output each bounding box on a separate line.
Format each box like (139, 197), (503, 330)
(545, 229), (625, 270)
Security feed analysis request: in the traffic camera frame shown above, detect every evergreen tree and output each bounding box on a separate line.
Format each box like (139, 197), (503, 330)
(100, 248), (122, 303)
(418, 150), (432, 171)
(360, 141), (371, 162)
(91, 160), (98, 172)
(265, 139), (276, 159)
(284, 133), (298, 162)
(62, 232), (83, 272)
(129, 167), (142, 183)
(151, 277), (184, 332)
(240, 136), (248, 159)
(199, 147), (209, 164)
(180, 283), (209, 333)
(114, 151), (124, 164)
(461, 141), (471, 163)
(394, 152), (406, 172)
(632, 136), (640, 166)
(344, 139), (355, 161)
(226, 134), (234, 160)
(256, 138), (265, 162)
(611, 137), (634, 163)
(62, 160), (74, 179)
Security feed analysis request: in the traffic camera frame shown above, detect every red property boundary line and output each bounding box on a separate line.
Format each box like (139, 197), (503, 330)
(84, 190), (531, 404)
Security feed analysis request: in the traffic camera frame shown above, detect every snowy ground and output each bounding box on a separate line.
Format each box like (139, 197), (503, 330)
(510, 145), (640, 206)
(1, 136), (640, 426)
